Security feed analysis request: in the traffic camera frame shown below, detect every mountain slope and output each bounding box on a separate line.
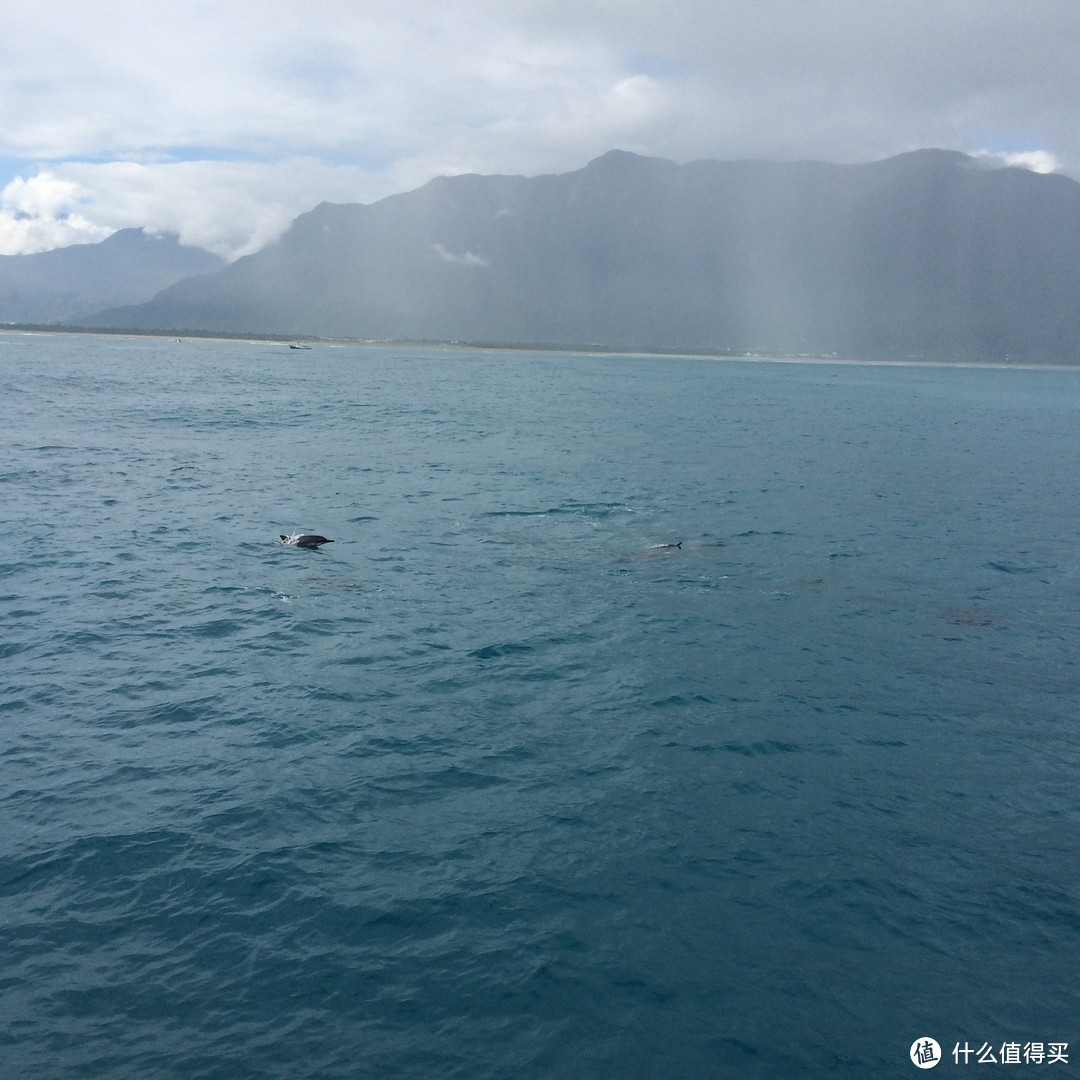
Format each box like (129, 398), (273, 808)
(89, 151), (1080, 360)
(0, 229), (225, 325)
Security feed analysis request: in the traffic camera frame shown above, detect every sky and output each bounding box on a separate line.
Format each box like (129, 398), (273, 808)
(3, 0), (1078, 260)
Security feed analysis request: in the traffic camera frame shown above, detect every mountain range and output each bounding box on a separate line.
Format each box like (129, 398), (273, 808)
(0, 229), (224, 325)
(14, 149), (1080, 360)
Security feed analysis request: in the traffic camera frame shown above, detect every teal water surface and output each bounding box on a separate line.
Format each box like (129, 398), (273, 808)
(2, 333), (1078, 1078)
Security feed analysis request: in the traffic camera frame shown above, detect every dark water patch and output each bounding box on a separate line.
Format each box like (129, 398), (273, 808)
(305, 686), (359, 704)
(483, 500), (644, 520)
(336, 653), (378, 666)
(182, 664), (238, 681)
(187, 619), (244, 639)
(5, 607), (43, 619)
(107, 700), (219, 729)
(986, 560), (1052, 576)
(470, 642), (534, 660)
(649, 694), (695, 708)
(58, 629), (110, 647)
(719, 740), (806, 757)
(941, 605), (1006, 629)
(366, 766), (511, 806)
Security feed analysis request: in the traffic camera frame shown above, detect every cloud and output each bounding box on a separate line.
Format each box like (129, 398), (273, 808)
(433, 243), (490, 267)
(973, 149), (1061, 174)
(0, 172), (113, 254)
(0, 158), (405, 259)
(3, 1), (1080, 256)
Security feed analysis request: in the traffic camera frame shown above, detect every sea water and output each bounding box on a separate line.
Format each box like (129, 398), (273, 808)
(1, 332), (1078, 1078)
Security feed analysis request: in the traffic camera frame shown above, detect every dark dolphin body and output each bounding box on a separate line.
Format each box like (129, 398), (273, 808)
(280, 534), (334, 548)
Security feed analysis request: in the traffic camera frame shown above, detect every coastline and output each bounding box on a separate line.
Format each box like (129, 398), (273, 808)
(2, 324), (1077, 370)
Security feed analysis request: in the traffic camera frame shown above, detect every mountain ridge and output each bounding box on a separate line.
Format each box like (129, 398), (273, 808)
(0, 229), (225, 325)
(81, 150), (1080, 360)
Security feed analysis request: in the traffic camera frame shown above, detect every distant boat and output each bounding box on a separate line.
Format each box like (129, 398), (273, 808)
(288, 342), (312, 350)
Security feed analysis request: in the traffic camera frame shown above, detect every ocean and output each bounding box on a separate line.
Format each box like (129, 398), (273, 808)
(2, 332), (1078, 1078)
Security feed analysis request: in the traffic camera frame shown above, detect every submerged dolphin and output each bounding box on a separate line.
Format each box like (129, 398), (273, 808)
(280, 533), (335, 548)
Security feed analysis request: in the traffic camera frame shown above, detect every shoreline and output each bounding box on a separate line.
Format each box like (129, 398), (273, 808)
(2, 325), (1077, 371)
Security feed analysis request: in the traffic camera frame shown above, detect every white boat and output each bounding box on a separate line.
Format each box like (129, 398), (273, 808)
(288, 342), (312, 350)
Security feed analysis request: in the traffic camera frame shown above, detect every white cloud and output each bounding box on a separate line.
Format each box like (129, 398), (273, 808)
(973, 149), (1061, 174)
(0, 173), (113, 254)
(433, 243), (489, 267)
(0, 158), (407, 259)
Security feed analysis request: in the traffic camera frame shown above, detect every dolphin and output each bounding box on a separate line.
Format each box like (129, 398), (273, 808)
(280, 534), (335, 548)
